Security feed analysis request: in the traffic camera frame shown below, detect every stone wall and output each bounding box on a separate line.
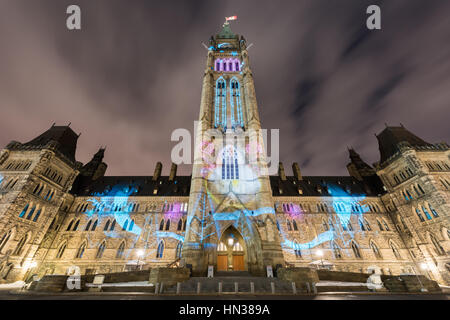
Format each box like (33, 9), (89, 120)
(277, 267), (319, 290)
(148, 267), (190, 287)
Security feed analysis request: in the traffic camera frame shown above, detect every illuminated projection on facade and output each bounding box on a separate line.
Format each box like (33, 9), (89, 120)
(0, 22), (449, 285)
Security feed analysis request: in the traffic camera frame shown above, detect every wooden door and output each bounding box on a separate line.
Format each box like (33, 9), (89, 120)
(233, 255), (244, 271)
(217, 255), (228, 271)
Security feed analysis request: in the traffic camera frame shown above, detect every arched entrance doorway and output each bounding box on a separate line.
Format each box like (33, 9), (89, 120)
(217, 226), (246, 271)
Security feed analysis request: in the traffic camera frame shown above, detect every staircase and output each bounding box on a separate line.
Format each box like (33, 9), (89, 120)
(100, 272), (301, 294)
(163, 274), (298, 294)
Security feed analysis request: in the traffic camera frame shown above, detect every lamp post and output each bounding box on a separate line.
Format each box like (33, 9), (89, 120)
(136, 250), (144, 271)
(413, 263), (428, 292)
(316, 249), (324, 269)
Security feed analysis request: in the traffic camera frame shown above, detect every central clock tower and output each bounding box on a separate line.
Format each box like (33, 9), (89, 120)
(182, 22), (284, 276)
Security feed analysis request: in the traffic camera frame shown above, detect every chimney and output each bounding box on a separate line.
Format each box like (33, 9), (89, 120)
(278, 162), (286, 181)
(292, 162), (302, 180)
(169, 163), (177, 181)
(152, 162), (162, 181)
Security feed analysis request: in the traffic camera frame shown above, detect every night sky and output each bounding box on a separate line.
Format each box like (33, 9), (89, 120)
(1, 0), (449, 176)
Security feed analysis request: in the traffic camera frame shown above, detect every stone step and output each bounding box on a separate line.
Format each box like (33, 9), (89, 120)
(215, 271), (251, 277)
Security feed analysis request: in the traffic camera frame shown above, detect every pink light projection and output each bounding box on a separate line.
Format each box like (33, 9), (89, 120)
(214, 58), (241, 72)
(163, 202), (187, 220)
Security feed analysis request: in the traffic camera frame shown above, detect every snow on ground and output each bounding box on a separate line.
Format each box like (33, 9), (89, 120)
(0, 281), (25, 289)
(316, 281), (368, 287)
(85, 281), (154, 287)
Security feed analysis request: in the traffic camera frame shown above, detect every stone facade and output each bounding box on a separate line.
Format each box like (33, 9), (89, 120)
(0, 24), (448, 285)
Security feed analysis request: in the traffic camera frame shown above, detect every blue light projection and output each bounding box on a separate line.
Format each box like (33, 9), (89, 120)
(217, 43), (230, 48)
(214, 77), (227, 128)
(280, 183), (374, 258)
(79, 184), (172, 262)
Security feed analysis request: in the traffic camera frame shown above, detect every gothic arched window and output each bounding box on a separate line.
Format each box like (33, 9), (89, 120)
(156, 241), (164, 259)
(332, 241), (342, 259)
(13, 235), (27, 256)
(371, 241), (382, 259)
(422, 206), (432, 220)
(96, 242), (106, 259)
(116, 242), (125, 259)
(177, 219), (183, 231)
(176, 241), (183, 258)
(351, 241), (362, 259)
(214, 77), (227, 128)
(221, 147), (239, 180)
(428, 204), (439, 217)
(230, 78), (243, 128)
(104, 220), (111, 231)
(416, 208), (425, 222)
(56, 242), (67, 259)
(76, 242), (86, 259)
(390, 242), (401, 259)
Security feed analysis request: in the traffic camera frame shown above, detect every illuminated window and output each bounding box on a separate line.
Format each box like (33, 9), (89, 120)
(415, 208), (425, 222)
(214, 77), (227, 128)
(222, 148), (239, 180)
(428, 204), (439, 217)
(218, 242), (227, 251)
(422, 206), (432, 220)
(233, 242), (243, 251)
(19, 204), (29, 218)
(156, 241), (164, 258)
(230, 78), (243, 128)
(129, 219), (135, 231)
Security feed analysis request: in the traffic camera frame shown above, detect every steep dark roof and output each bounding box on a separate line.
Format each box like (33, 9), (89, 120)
(376, 126), (432, 164)
(70, 171), (383, 199)
(270, 176), (379, 197)
(71, 176), (192, 197)
(23, 125), (79, 162)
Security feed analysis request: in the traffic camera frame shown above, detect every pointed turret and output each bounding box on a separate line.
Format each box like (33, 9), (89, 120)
(80, 147), (107, 180)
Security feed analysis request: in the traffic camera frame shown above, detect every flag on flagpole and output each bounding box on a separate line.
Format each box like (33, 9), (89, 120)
(225, 16), (237, 22)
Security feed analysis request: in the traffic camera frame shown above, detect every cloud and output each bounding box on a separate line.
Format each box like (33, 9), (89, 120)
(0, 0), (448, 177)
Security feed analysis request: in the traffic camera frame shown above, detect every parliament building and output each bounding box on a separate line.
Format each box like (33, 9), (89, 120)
(0, 24), (449, 285)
